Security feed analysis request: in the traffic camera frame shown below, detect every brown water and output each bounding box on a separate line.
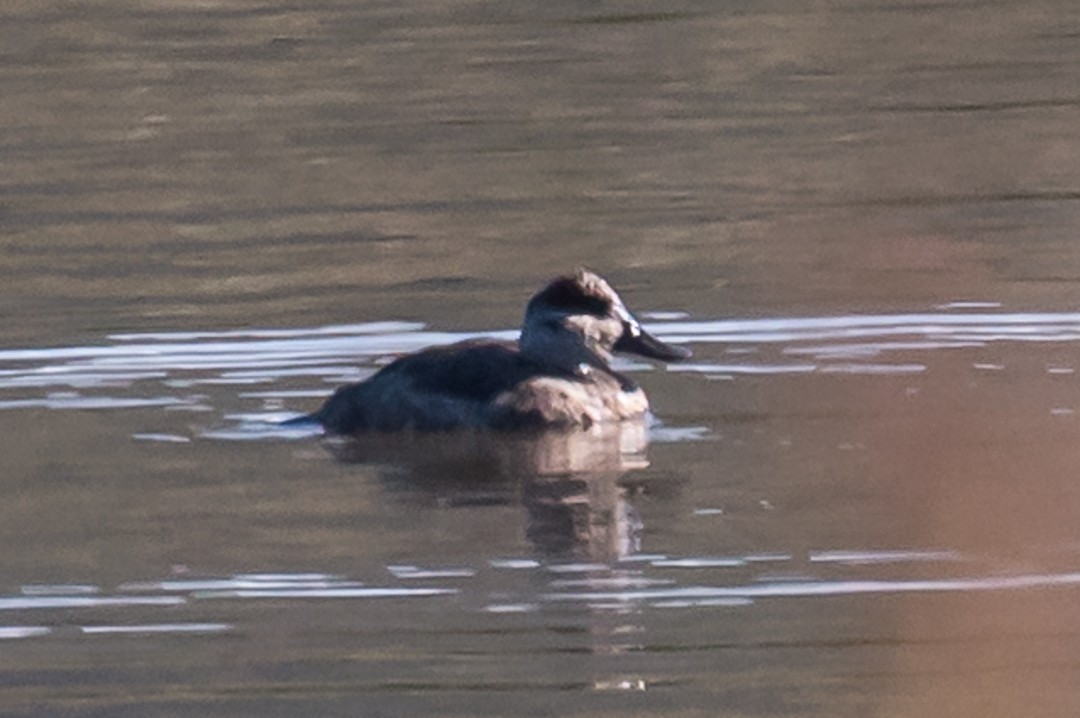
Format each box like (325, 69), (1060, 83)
(5, 1), (1080, 716)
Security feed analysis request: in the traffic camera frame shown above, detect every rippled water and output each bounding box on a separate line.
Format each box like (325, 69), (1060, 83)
(6, 310), (1080, 714)
(10, 309), (1080, 406)
(7, 0), (1080, 715)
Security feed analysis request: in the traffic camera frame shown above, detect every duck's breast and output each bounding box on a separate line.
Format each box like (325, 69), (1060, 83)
(488, 374), (649, 430)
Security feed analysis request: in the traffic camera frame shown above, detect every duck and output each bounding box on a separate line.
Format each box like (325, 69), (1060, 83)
(293, 269), (690, 433)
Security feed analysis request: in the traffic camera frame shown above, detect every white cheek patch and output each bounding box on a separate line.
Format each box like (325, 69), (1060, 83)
(612, 303), (643, 336)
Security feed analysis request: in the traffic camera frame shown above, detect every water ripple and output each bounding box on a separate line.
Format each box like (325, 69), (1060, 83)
(3, 310), (1080, 413)
(80, 623), (232, 635)
(543, 571), (1080, 604)
(3, 549), (1080, 640)
(0, 627), (51, 640)
(0, 595), (185, 611)
(195, 587), (458, 599)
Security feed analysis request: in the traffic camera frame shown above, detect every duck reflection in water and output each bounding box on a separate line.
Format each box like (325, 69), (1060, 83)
(305, 269), (691, 561)
(329, 421), (681, 562)
(291, 269), (690, 433)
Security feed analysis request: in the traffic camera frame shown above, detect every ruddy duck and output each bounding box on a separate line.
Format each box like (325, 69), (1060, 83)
(295, 269), (690, 433)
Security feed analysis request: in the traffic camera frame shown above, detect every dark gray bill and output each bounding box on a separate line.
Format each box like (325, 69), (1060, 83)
(613, 322), (692, 362)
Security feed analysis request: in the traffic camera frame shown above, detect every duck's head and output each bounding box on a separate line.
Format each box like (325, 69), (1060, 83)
(519, 269), (691, 377)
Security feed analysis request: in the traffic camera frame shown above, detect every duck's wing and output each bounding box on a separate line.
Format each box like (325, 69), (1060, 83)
(404, 341), (539, 402)
(315, 341), (540, 433)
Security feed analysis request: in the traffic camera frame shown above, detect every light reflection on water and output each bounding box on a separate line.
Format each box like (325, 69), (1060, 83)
(5, 311), (1080, 714)
(3, 310), (1080, 408)
(6, 0), (1080, 711)
(4, 311), (1080, 565)
(2, 296), (1079, 604)
(6, 547), (1080, 640)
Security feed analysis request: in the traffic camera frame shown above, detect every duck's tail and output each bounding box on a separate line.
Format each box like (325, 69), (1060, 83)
(278, 412), (321, 427)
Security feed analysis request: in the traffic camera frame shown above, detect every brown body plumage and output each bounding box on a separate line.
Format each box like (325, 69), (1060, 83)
(296, 270), (690, 433)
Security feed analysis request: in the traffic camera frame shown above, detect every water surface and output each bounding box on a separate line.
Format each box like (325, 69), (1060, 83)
(4, 1), (1080, 716)
(6, 311), (1080, 716)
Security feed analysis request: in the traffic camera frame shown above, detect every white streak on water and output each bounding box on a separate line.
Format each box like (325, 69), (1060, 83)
(21, 584), (100, 595)
(786, 341), (981, 358)
(388, 565), (477, 579)
(667, 363), (817, 375)
(80, 623), (232, 635)
(809, 549), (962, 564)
(0, 371), (168, 389)
(743, 553), (793, 563)
(489, 559), (542, 570)
(547, 563), (611, 574)
(484, 603), (539, 613)
(0, 596), (185, 610)
(818, 363), (926, 375)
(651, 598), (754, 609)
(5, 311), (1080, 405)
(549, 577), (675, 589)
(195, 587), (458, 599)
(119, 578), (362, 592)
(0, 396), (189, 411)
(616, 554), (669, 564)
(0, 627), (51, 639)
(238, 389), (336, 398)
(657, 312), (1080, 337)
(200, 423), (324, 441)
(235, 573), (340, 581)
(543, 571), (1080, 603)
(936, 301), (1003, 309)
(652, 557), (747, 568)
(132, 433), (191, 443)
